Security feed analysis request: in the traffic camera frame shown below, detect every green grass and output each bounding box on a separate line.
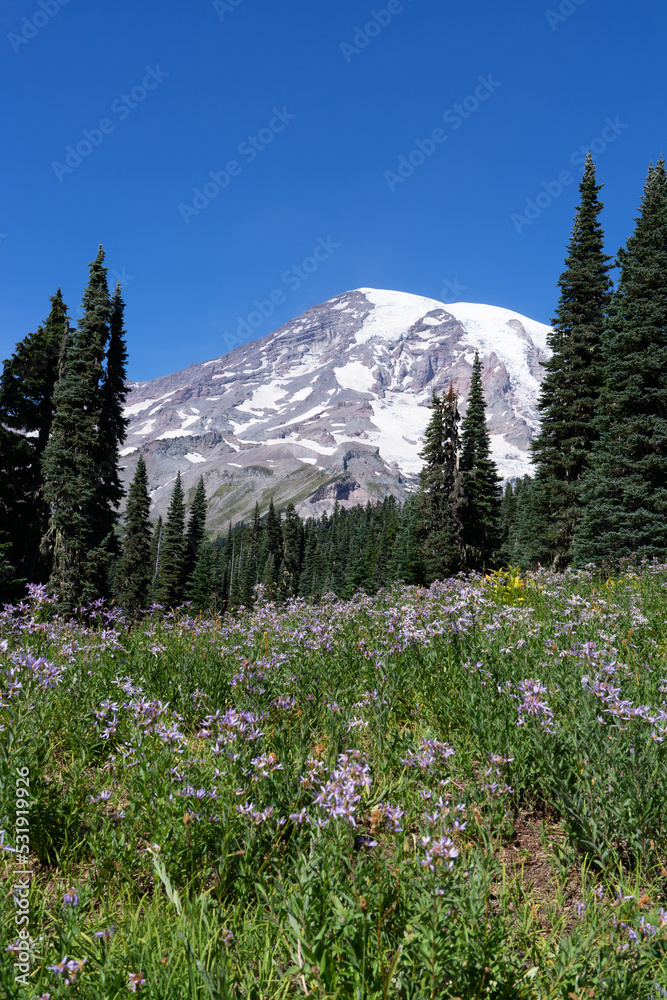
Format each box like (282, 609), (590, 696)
(1, 563), (666, 997)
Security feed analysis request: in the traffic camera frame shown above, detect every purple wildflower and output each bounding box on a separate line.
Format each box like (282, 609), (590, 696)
(128, 971), (146, 992)
(515, 679), (555, 731)
(94, 926), (116, 940)
(402, 739), (455, 771)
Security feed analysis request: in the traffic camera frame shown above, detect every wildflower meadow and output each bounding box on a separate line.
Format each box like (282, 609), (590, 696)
(1, 564), (667, 998)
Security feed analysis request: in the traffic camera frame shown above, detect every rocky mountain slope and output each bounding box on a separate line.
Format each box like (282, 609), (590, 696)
(121, 288), (551, 529)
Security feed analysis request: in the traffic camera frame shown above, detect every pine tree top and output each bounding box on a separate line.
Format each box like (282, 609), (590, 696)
(78, 245), (111, 357)
(460, 351), (495, 472)
(603, 157), (667, 406)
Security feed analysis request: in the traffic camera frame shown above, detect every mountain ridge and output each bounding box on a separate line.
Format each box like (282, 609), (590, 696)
(121, 288), (551, 528)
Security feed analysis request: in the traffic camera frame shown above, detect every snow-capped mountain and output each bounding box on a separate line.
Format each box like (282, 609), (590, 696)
(121, 288), (551, 528)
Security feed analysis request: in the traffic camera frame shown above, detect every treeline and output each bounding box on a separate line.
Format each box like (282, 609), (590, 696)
(116, 352), (503, 613)
(0, 246), (129, 609)
(1, 152), (666, 611)
(520, 152), (667, 569)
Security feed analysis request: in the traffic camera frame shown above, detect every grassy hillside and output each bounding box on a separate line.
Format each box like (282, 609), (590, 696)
(1, 565), (667, 998)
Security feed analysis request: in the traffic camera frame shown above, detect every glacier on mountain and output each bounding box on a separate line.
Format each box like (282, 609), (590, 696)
(121, 288), (551, 528)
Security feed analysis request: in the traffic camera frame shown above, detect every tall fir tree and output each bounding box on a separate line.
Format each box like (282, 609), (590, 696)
(497, 481), (518, 567)
(257, 499), (282, 596)
(149, 516), (163, 596)
(186, 542), (215, 612)
(42, 247), (113, 607)
(116, 455), (153, 614)
(0, 289), (69, 598)
(298, 527), (319, 599)
(459, 351), (502, 569)
(574, 158), (667, 564)
(96, 283), (130, 558)
(184, 476), (208, 582)
(154, 472), (187, 606)
(529, 153), (613, 568)
(343, 517), (373, 598)
(417, 384), (466, 583)
(390, 494), (421, 584)
(280, 501), (302, 598)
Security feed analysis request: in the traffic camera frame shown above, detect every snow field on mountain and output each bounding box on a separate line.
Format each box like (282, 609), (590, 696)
(119, 287), (552, 521)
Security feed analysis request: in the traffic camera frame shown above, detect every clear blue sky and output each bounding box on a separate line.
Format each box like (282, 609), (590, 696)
(0, 0), (664, 381)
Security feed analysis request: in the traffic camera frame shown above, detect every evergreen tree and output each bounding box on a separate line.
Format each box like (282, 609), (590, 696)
(241, 545), (258, 607)
(228, 533), (245, 609)
(373, 496), (400, 589)
(186, 542), (215, 612)
(512, 475), (539, 569)
(298, 527), (319, 599)
(116, 456), (152, 614)
(460, 352), (502, 569)
(96, 283), (129, 557)
(280, 501), (302, 598)
(149, 516), (163, 597)
(42, 248), (112, 606)
(497, 481), (517, 567)
(154, 472), (187, 606)
(390, 495), (421, 584)
(574, 159), (667, 564)
(417, 384), (465, 582)
(265, 498), (283, 564)
(530, 153), (613, 568)
(261, 552), (277, 596)
(184, 476), (208, 581)
(0, 289), (69, 597)
(256, 499), (282, 598)
(0, 530), (13, 599)
(343, 517), (373, 597)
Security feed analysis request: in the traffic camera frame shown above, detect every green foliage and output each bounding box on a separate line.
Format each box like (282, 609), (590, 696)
(575, 158), (667, 565)
(185, 477), (208, 578)
(41, 246), (128, 608)
(185, 542), (215, 612)
(460, 351), (502, 569)
(154, 472), (187, 607)
(42, 250), (111, 606)
(417, 384), (466, 583)
(0, 288), (69, 598)
(279, 501), (302, 598)
(529, 153), (613, 570)
(116, 456), (153, 614)
(149, 516), (163, 596)
(483, 565), (526, 605)
(96, 283), (130, 556)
